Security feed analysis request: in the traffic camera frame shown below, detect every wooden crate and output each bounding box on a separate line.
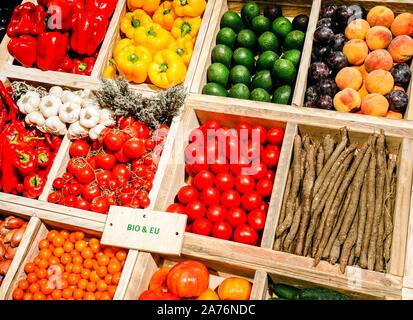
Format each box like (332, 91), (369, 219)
(0, 0), (126, 86)
(190, 0), (320, 104)
(97, 0), (217, 93)
(403, 178), (413, 290)
(293, 0), (413, 120)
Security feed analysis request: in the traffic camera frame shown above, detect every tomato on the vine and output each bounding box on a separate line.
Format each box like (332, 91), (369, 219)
(95, 152), (116, 170)
(69, 140), (90, 157)
(96, 170), (113, 188)
(52, 178), (66, 190)
(90, 196), (109, 214)
(68, 181), (82, 196)
(166, 203), (186, 214)
(114, 147), (130, 163)
(74, 165), (95, 184)
(112, 164), (131, 182)
(64, 194), (77, 208)
(103, 131), (125, 151)
(76, 198), (91, 211)
(119, 116), (135, 129)
(82, 182), (101, 202)
(123, 138), (146, 159)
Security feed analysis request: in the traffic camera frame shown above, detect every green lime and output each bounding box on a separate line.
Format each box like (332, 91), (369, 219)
(251, 16), (271, 35)
(272, 85), (292, 105)
(236, 29), (257, 50)
(216, 27), (237, 49)
(272, 17), (293, 38)
(251, 70), (273, 91)
(230, 65), (251, 85)
(251, 88), (271, 102)
(202, 83), (228, 97)
(283, 49), (301, 68)
(211, 44), (233, 68)
(272, 58), (296, 84)
(220, 11), (244, 33)
(283, 30), (305, 50)
(258, 31), (279, 53)
(229, 83), (250, 100)
(207, 63), (230, 87)
(241, 2), (260, 26)
(233, 47), (255, 71)
(256, 50), (279, 70)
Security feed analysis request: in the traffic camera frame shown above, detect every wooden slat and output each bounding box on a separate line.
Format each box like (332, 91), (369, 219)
(250, 270), (268, 300)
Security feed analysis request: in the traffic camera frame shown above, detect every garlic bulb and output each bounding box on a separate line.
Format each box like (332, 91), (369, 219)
(81, 98), (100, 110)
(25, 111), (46, 127)
(89, 124), (106, 140)
(17, 91), (40, 114)
(61, 90), (82, 105)
(36, 125), (47, 133)
(75, 89), (91, 99)
(59, 102), (81, 124)
(79, 106), (100, 128)
(39, 95), (61, 118)
(68, 121), (89, 139)
(49, 86), (63, 97)
(99, 109), (115, 126)
(45, 116), (67, 135)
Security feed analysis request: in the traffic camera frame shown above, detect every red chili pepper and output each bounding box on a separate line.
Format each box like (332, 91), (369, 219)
(16, 182), (24, 194)
(72, 56), (95, 75)
(2, 142), (19, 193)
(58, 55), (73, 73)
(0, 81), (19, 116)
(14, 148), (37, 176)
(36, 146), (51, 169)
(7, 35), (37, 68)
(7, 3), (46, 38)
(23, 173), (46, 198)
(47, 0), (75, 31)
(85, 0), (117, 20)
(52, 136), (62, 150)
(71, 12), (108, 56)
(37, 32), (69, 71)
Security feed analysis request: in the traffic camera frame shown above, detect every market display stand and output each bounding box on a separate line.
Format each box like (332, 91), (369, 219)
(0, 0), (413, 300)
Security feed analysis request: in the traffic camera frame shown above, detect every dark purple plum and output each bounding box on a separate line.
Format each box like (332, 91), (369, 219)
(316, 18), (339, 33)
(314, 26), (335, 44)
(311, 46), (333, 62)
(390, 63), (411, 89)
(327, 51), (348, 74)
(347, 5), (366, 23)
(305, 100), (317, 108)
(309, 62), (330, 83)
(334, 5), (353, 28)
(319, 78), (338, 96)
(320, 5), (337, 18)
(317, 95), (334, 110)
(305, 86), (318, 102)
(386, 90), (408, 114)
(332, 33), (347, 51)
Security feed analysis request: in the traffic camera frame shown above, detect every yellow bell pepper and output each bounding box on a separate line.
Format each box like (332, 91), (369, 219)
(171, 16), (201, 42)
(134, 23), (173, 55)
(152, 1), (176, 31)
(114, 44), (152, 84)
(127, 0), (160, 14)
(169, 38), (193, 66)
(113, 38), (134, 58)
(172, 0), (206, 17)
(148, 49), (187, 88)
(102, 59), (117, 79)
(120, 9), (153, 39)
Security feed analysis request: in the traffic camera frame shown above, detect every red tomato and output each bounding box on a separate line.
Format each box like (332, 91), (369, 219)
(112, 164), (131, 182)
(106, 192), (117, 206)
(133, 164), (147, 177)
(138, 290), (180, 300)
(74, 166), (95, 184)
(252, 125), (267, 144)
(189, 128), (205, 144)
(230, 156), (250, 176)
(119, 116), (135, 129)
(90, 196), (109, 213)
(241, 192), (262, 211)
(256, 179), (273, 198)
(202, 119), (221, 132)
(185, 200), (206, 221)
(184, 142), (204, 164)
(191, 218), (212, 236)
(123, 138), (146, 159)
(96, 170), (112, 188)
(95, 152), (116, 170)
(200, 187), (221, 206)
(235, 175), (255, 194)
(193, 170), (214, 191)
(211, 221), (233, 240)
(226, 208), (247, 228)
(103, 131), (125, 151)
(205, 139), (220, 161)
(262, 145), (280, 169)
(140, 196), (150, 208)
(86, 156), (97, 170)
(119, 193), (133, 206)
(185, 224), (192, 232)
(233, 225), (259, 245)
(206, 204), (227, 223)
(166, 203), (186, 214)
(68, 181), (82, 196)
(240, 139), (261, 159)
(259, 201), (269, 214)
(114, 147), (130, 163)
(69, 140), (90, 157)
(251, 162), (267, 180)
(64, 194), (77, 207)
(185, 164), (195, 177)
(267, 127), (284, 145)
(145, 139), (155, 151)
(130, 197), (140, 208)
(225, 135), (239, 161)
(220, 190), (241, 209)
(62, 172), (73, 181)
(82, 182), (101, 202)
(192, 154), (209, 173)
(121, 184), (134, 194)
(48, 191), (62, 203)
(76, 198), (91, 211)
(67, 157), (87, 175)
(108, 178), (120, 191)
(177, 185), (199, 205)
(52, 177), (66, 189)
(265, 169), (275, 182)
(214, 172), (235, 192)
(247, 209), (267, 231)
(209, 156), (229, 174)
(132, 122), (151, 139)
(236, 122), (252, 140)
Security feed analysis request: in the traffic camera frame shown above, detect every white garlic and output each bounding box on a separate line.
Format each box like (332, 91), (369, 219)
(61, 90), (82, 105)
(59, 102), (81, 124)
(26, 111), (46, 127)
(79, 106), (100, 128)
(68, 121), (89, 139)
(17, 91), (40, 114)
(45, 116), (66, 135)
(99, 109), (115, 126)
(89, 124), (106, 140)
(49, 86), (63, 97)
(39, 95), (61, 118)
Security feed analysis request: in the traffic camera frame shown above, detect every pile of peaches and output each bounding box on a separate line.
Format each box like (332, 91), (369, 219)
(306, 4), (413, 118)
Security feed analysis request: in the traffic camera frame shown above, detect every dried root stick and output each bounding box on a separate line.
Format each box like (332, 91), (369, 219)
(384, 173), (397, 263)
(382, 155), (397, 259)
(316, 145), (324, 177)
(355, 179), (367, 259)
(329, 239), (341, 264)
(323, 134), (335, 164)
(375, 212), (385, 272)
(349, 247), (356, 266)
(284, 204), (302, 252)
(339, 214), (359, 273)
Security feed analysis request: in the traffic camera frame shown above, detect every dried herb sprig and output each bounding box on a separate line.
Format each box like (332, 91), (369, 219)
(11, 81), (48, 101)
(94, 78), (186, 129)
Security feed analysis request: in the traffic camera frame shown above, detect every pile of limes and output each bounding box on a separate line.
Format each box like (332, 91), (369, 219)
(202, 1), (308, 104)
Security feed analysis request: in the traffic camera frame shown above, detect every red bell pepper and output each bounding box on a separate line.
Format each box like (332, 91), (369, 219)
(7, 35), (37, 68)
(72, 57), (95, 75)
(46, 0), (75, 31)
(14, 148), (37, 176)
(23, 173), (46, 199)
(57, 55), (73, 73)
(67, 0), (85, 14)
(85, 0), (117, 20)
(71, 12), (108, 56)
(7, 3), (46, 38)
(0, 81), (19, 121)
(36, 146), (52, 169)
(37, 32), (69, 71)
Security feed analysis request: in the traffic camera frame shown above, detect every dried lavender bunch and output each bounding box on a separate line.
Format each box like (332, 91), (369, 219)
(94, 78), (186, 129)
(11, 81), (48, 101)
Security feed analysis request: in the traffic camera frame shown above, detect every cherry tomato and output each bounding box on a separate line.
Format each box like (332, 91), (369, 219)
(241, 192), (262, 211)
(262, 145), (280, 169)
(193, 170), (214, 191)
(236, 122), (252, 140)
(185, 142), (204, 164)
(251, 162), (267, 180)
(114, 147), (130, 163)
(267, 127), (284, 145)
(200, 187), (221, 206)
(185, 200), (206, 221)
(103, 131), (125, 151)
(205, 139), (220, 161)
(240, 139), (261, 159)
(252, 125), (267, 144)
(226, 208), (247, 228)
(191, 218), (212, 236)
(185, 224), (192, 232)
(225, 134), (239, 161)
(90, 196), (109, 214)
(87, 156), (97, 170)
(206, 204), (227, 223)
(119, 116), (135, 129)
(143, 181), (152, 191)
(75, 166), (95, 184)
(202, 119), (221, 133)
(132, 122), (151, 139)
(112, 164), (131, 182)
(48, 191), (62, 204)
(82, 182), (101, 202)
(192, 153), (209, 173)
(130, 197), (140, 208)
(265, 169), (275, 183)
(233, 224), (259, 245)
(259, 201), (269, 214)
(146, 171), (155, 182)
(95, 152), (116, 170)
(108, 178), (120, 191)
(177, 185), (199, 205)
(220, 190), (241, 209)
(121, 184), (134, 194)
(185, 164), (195, 177)
(166, 203), (186, 214)
(123, 138), (146, 159)
(69, 140), (90, 157)
(189, 128), (205, 144)
(235, 175), (255, 194)
(143, 155), (153, 166)
(67, 157), (87, 175)
(96, 170), (113, 188)
(209, 156), (229, 174)
(65, 194), (77, 207)
(247, 209), (267, 231)
(140, 196), (150, 208)
(53, 178), (66, 190)
(230, 156), (250, 176)
(256, 179), (273, 198)
(145, 140), (155, 151)
(214, 172), (235, 192)
(211, 221), (233, 240)
(133, 164), (147, 177)
(62, 172), (73, 181)
(119, 193), (133, 206)
(76, 198), (91, 211)
(68, 181), (82, 196)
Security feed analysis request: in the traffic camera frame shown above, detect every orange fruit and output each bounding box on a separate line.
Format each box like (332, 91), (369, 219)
(103, 248), (115, 258)
(27, 272), (38, 284)
(24, 262), (36, 274)
(89, 271), (100, 283)
(72, 255), (83, 265)
(39, 239), (50, 250)
(53, 247), (64, 258)
(61, 253), (72, 265)
(77, 279), (88, 290)
(104, 274), (113, 285)
(40, 283), (53, 295)
(107, 261), (121, 274)
(51, 289), (62, 300)
(81, 269), (91, 280)
(23, 292), (33, 300)
(18, 280), (29, 290)
(81, 248), (94, 260)
(29, 283), (40, 294)
(75, 240), (87, 252)
(60, 230), (70, 239)
(33, 292), (46, 300)
(72, 264), (82, 274)
(96, 266), (107, 278)
(74, 231), (85, 241)
(65, 263), (74, 273)
(47, 230), (59, 242)
(68, 273), (80, 286)
(97, 255), (110, 266)
(36, 268), (48, 280)
(52, 235), (65, 248)
(86, 282), (97, 293)
(112, 272), (121, 285)
(12, 288), (24, 300)
(62, 288), (73, 299)
(96, 280), (108, 292)
(73, 288), (84, 300)
(39, 249), (52, 260)
(38, 259), (49, 269)
(63, 241), (74, 253)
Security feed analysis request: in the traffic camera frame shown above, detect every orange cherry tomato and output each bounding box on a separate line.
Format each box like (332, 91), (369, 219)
(83, 292), (95, 300)
(65, 263), (74, 273)
(27, 272), (38, 284)
(74, 231), (85, 241)
(36, 268), (48, 280)
(24, 262), (36, 274)
(29, 283), (40, 294)
(33, 292), (46, 300)
(41, 283), (53, 295)
(81, 248), (94, 260)
(97, 254), (110, 266)
(60, 230), (70, 239)
(49, 256), (60, 266)
(104, 274), (113, 285)
(100, 292), (111, 300)
(112, 272), (121, 285)
(18, 279), (29, 290)
(73, 288), (84, 300)
(38, 259), (49, 269)
(103, 248), (115, 258)
(63, 241), (74, 253)
(197, 288), (220, 300)
(217, 277), (252, 300)
(54, 247), (65, 258)
(33, 257), (41, 266)
(52, 235), (65, 248)
(62, 288), (73, 299)
(72, 264), (82, 274)
(115, 250), (127, 262)
(68, 273), (80, 286)
(23, 292), (33, 300)
(61, 253), (72, 265)
(13, 288), (24, 300)
(72, 255), (83, 265)
(51, 289), (62, 300)
(86, 282), (97, 293)
(39, 239), (50, 250)
(89, 271), (100, 283)
(47, 230), (59, 242)
(75, 240), (87, 252)
(96, 266), (107, 278)
(107, 261), (121, 275)
(83, 258), (94, 269)
(89, 241), (101, 253)
(77, 279), (88, 290)
(96, 280), (108, 292)
(81, 269), (91, 280)
(38, 249), (52, 260)
(107, 285), (116, 298)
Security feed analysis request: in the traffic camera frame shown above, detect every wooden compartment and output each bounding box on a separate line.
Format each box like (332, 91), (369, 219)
(0, 0), (125, 87)
(97, 0), (217, 93)
(190, 0), (320, 105)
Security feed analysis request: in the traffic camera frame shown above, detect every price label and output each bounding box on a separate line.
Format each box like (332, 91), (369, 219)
(101, 206), (187, 255)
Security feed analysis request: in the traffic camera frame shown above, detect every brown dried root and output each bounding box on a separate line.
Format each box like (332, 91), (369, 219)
(349, 247), (356, 266)
(384, 173), (397, 263)
(375, 212), (385, 272)
(329, 239), (341, 264)
(284, 204), (302, 252)
(323, 134), (335, 164)
(355, 179), (368, 259)
(316, 145), (324, 177)
(339, 214), (359, 273)
(274, 169), (292, 251)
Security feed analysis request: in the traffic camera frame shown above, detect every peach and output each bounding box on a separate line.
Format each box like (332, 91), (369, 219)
(367, 6), (395, 28)
(343, 39), (369, 65)
(393, 85), (405, 92)
(388, 35), (413, 62)
(365, 26), (393, 50)
(365, 69), (394, 95)
(361, 93), (389, 116)
(386, 110), (403, 119)
(335, 67), (363, 90)
(357, 65), (369, 79)
(364, 49), (393, 72)
(358, 83), (369, 99)
(345, 19), (370, 40)
(391, 13), (413, 36)
(333, 88), (362, 112)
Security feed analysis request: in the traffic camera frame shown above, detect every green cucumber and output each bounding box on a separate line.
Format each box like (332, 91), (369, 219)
(296, 288), (351, 300)
(272, 284), (301, 300)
